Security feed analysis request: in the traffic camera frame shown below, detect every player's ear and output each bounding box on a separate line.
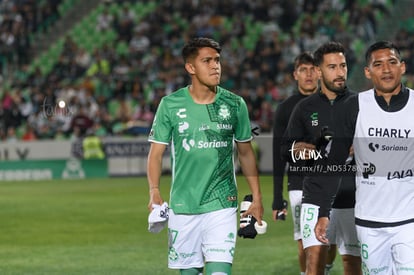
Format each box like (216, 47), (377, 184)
(293, 70), (298, 81)
(185, 62), (195, 75)
(316, 66), (322, 80)
(401, 60), (406, 75)
(364, 66), (372, 80)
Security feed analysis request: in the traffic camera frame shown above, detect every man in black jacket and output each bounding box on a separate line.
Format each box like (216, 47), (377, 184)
(281, 42), (357, 275)
(272, 52), (320, 275)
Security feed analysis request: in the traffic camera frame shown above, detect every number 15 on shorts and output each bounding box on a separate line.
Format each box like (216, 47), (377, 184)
(302, 205), (317, 222)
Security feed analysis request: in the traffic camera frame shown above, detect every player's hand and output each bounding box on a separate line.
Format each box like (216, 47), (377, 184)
(315, 217), (329, 244)
(349, 145), (354, 156)
(272, 200), (288, 221)
(242, 199), (264, 225)
(148, 187), (163, 211)
(293, 141), (316, 160)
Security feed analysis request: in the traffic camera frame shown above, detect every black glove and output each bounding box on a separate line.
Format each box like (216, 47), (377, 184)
(276, 200), (288, 220)
(314, 126), (334, 149)
(238, 194), (257, 239)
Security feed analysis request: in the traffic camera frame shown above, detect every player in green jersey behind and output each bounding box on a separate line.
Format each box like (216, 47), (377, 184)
(147, 37), (264, 275)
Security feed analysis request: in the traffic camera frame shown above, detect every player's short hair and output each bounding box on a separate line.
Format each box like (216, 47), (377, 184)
(365, 40), (402, 65)
(313, 41), (346, 66)
(182, 37), (221, 63)
(294, 52), (315, 70)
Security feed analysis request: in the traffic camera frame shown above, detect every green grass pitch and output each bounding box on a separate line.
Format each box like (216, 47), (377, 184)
(0, 176), (344, 274)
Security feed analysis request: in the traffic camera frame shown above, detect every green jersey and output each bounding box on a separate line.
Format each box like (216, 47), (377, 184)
(149, 86), (252, 214)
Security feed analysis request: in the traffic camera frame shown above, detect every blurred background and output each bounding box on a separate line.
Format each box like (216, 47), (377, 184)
(0, 0), (412, 177)
(1, 0), (413, 140)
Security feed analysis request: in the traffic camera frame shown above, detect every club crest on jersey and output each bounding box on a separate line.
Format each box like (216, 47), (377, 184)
(218, 104), (230, 120)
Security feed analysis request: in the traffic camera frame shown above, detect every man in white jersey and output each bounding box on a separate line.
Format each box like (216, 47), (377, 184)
(343, 40), (414, 274)
(147, 37), (264, 275)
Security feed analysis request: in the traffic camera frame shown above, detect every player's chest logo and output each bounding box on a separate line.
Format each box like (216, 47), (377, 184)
(310, 112), (318, 126)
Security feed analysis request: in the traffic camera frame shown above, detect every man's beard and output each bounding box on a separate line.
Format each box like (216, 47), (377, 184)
(323, 78), (346, 94)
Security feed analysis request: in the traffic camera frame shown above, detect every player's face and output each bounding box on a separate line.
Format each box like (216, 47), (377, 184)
(294, 63), (318, 95)
(317, 52), (347, 94)
(187, 47), (221, 88)
(364, 48), (406, 95)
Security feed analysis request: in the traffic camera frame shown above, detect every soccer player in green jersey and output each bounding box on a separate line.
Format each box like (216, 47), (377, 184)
(147, 37), (264, 275)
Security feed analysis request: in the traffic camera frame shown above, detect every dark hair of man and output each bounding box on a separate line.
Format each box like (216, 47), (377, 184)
(182, 37), (222, 63)
(294, 52), (315, 69)
(365, 40), (402, 65)
(313, 41), (346, 66)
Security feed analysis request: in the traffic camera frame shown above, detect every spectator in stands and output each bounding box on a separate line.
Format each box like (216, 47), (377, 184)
(113, 2), (135, 42)
(21, 124), (37, 141)
(128, 26), (150, 59)
(69, 106), (94, 138)
(0, 0), (396, 141)
(86, 52), (111, 77)
(6, 126), (18, 142)
(96, 6), (113, 32)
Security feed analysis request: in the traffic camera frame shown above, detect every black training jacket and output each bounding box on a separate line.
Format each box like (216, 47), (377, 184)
(272, 92), (308, 210)
(281, 89), (354, 218)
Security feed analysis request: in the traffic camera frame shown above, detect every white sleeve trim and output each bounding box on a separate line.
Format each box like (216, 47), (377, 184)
(235, 136), (253, 143)
(148, 139), (169, 145)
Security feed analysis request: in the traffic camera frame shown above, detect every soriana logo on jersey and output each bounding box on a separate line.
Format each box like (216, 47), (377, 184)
(182, 138), (229, 152)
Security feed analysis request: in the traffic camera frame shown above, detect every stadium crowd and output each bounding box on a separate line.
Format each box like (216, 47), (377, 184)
(0, 0), (397, 141)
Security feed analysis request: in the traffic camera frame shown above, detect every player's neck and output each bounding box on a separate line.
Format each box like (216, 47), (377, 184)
(375, 86), (401, 105)
(188, 84), (216, 104)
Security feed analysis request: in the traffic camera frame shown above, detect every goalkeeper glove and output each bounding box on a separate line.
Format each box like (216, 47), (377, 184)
(276, 200), (288, 220)
(238, 194), (257, 239)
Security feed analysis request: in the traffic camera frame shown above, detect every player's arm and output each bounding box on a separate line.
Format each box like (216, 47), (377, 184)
(147, 142), (166, 211)
(237, 141), (264, 225)
(272, 103), (289, 220)
(281, 103), (315, 162)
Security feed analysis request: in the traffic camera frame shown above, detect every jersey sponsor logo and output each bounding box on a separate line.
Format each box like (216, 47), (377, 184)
(368, 142), (408, 152)
(368, 127), (411, 138)
(218, 104), (231, 120)
(368, 142), (379, 152)
(310, 112), (318, 126)
(182, 138), (195, 151)
(176, 108), (187, 118)
(362, 162), (376, 179)
(179, 252), (197, 259)
(387, 169), (413, 180)
(178, 121), (189, 133)
(197, 140), (228, 149)
(182, 139), (228, 151)
(217, 123), (232, 130)
(199, 124), (210, 131)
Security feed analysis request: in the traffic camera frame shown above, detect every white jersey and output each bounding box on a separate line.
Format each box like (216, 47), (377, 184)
(353, 89), (414, 224)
